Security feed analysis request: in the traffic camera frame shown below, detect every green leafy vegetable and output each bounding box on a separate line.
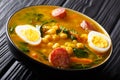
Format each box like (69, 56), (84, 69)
(84, 46), (98, 59)
(70, 29), (78, 34)
(70, 35), (77, 40)
(56, 29), (61, 34)
(19, 42), (29, 53)
(56, 26), (65, 34)
(26, 13), (44, 21)
(8, 25), (16, 34)
(37, 51), (48, 60)
(63, 29), (71, 38)
(63, 29), (69, 34)
(58, 26), (78, 40)
(24, 13), (44, 25)
(40, 19), (57, 37)
(93, 56), (103, 64)
(33, 13), (44, 21)
(41, 19), (56, 27)
(73, 48), (88, 58)
(70, 63), (91, 69)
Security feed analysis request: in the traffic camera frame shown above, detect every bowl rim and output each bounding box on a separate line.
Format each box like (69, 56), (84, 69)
(6, 5), (113, 71)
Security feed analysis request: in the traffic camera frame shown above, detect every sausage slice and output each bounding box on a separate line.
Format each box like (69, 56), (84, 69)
(80, 20), (95, 31)
(51, 8), (66, 18)
(49, 48), (70, 68)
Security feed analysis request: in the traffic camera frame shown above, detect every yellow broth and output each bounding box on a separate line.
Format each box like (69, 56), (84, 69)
(8, 6), (111, 69)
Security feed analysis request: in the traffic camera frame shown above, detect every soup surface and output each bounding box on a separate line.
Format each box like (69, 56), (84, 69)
(8, 6), (111, 69)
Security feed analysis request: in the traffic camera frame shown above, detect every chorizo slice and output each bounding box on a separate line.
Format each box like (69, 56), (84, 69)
(52, 8), (66, 18)
(49, 48), (70, 68)
(80, 20), (95, 31)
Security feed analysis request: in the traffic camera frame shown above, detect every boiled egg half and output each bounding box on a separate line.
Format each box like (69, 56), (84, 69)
(15, 25), (41, 45)
(88, 31), (111, 53)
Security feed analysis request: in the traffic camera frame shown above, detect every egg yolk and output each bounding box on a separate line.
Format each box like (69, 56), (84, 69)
(92, 36), (108, 48)
(21, 29), (40, 42)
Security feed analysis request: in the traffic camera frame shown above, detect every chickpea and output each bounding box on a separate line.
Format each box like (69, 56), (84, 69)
(60, 45), (66, 49)
(47, 42), (54, 47)
(67, 43), (76, 48)
(42, 38), (49, 43)
(52, 26), (59, 30)
(66, 47), (73, 55)
(65, 42), (70, 46)
(72, 40), (77, 44)
(60, 33), (67, 39)
(80, 34), (88, 42)
(70, 43), (76, 48)
(44, 35), (52, 41)
(52, 34), (60, 41)
(46, 29), (56, 34)
(76, 43), (84, 48)
(41, 49), (47, 53)
(52, 43), (60, 49)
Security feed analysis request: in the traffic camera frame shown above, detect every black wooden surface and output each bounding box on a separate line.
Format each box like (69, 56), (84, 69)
(1, 0), (120, 80)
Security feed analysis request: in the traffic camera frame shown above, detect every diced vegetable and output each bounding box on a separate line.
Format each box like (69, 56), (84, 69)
(30, 51), (38, 59)
(70, 57), (93, 64)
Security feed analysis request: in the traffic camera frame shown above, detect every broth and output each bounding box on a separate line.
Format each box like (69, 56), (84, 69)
(8, 6), (111, 69)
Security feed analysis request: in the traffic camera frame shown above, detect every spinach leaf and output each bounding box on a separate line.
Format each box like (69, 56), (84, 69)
(19, 42), (29, 53)
(40, 19), (57, 37)
(70, 29), (78, 34)
(70, 63), (91, 69)
(26, 13), (44, 22)
(41, 19), (56, 27)
(56, 29), (61, 34)
(59, 26), (77, 40)
(63, 29), (69, 34)
(24, 13), (44, 25)
(70, 35), (77, 40)
(33, 13), (44, 21)
(63, 29), (71, 38)
(73, 48), (88, 58)
(8, 25), (16, 34)
(84, 46), (98, 59)
(93, 56), (103, 64)
(37, 51), (48, 60)
(56, 26), (65, 34)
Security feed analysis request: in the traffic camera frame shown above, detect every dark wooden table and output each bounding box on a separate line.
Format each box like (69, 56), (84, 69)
(1, 0), (120, 80)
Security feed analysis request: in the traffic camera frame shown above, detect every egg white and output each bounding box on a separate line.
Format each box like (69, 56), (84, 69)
(88, 31), (111, 53)
(15, 25), (41, 45)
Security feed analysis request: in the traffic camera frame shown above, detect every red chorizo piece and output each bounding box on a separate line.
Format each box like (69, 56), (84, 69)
(49, 48), (70, 68)
(51, 8), (66, 18)
(80, 20), (95, 31)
